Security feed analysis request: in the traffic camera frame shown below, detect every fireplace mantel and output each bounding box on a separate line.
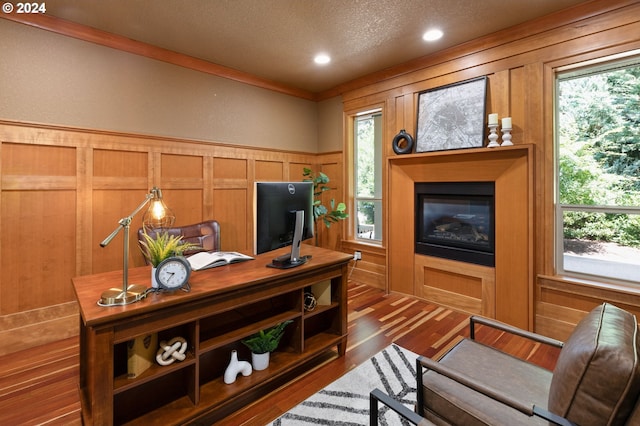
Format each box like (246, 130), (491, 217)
(388, 145), (533, 330)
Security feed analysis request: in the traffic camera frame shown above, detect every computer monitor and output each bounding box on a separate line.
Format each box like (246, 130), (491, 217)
(254, 181), (314, 268)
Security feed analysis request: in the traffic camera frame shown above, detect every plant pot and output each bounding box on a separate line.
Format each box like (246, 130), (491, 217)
(252, 351), (270, 371)
(151, 267), (159, 289)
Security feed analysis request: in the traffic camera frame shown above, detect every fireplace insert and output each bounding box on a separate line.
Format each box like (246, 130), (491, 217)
(415, 182), (495, 266)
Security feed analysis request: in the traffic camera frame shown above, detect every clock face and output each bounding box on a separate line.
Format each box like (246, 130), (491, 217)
(155, 257), (191, 290)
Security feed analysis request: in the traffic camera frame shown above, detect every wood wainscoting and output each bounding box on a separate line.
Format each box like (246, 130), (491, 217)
(388, 145), (533, 330)
(0, 120), (344, 356)
(536, 275), (640, 341)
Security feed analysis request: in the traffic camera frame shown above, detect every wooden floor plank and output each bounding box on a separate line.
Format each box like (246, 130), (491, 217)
(0, 282), (560, 425)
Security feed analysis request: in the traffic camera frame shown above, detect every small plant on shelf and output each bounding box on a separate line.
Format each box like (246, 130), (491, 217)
(138, 229), (200, 267)
(241, 320), (293, 354)
(242, 320), (293, 371)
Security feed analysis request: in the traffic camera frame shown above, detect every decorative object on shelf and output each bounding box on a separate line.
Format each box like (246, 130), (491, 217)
(500, 117), (513, 146)
(139, 230), (200, 288)
(242, 320), (293, 371)
(487, 113), (500, 148)
(98, 186), (176, 306)
(223, 350), (252, 384)
(302, 168), (348, 245)
(311, 280), (332, 305)
(304, 290), (317, 312)
(392, 129), (414, 154)
(416, 76), (487, 152)
(127, 333), (158, 378)
(155, 336), (188, 366)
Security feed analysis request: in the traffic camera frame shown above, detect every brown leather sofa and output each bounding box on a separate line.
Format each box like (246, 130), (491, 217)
(370, 303), (640, 425)
(137, 220), (221, 265)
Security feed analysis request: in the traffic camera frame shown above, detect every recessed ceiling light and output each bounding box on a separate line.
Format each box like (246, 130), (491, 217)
(422, 29), (443, 42)
(314, 53), (331, 65)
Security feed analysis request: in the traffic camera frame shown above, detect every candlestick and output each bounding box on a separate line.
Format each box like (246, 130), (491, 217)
(501, 117), (512, 129)
(488, 113), (498, 126)
(487, 123), (499, 148)
(501, 126), (513, 146)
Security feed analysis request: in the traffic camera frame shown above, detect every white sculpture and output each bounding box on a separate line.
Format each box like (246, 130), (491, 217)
(224, 350), (253, 384)
(156, 336), (188, 366)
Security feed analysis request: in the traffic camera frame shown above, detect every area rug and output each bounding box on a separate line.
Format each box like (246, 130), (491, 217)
(267, 344), (418, 425)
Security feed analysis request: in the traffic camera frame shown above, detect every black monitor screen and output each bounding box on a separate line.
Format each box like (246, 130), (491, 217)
(254, 181), (314, 256)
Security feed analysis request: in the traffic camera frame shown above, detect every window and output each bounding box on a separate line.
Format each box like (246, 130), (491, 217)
(555, 55), (640, 283)
(354, 110), (382, 242)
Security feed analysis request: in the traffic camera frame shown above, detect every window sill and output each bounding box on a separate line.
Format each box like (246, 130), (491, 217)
(538, 274), (640, 298)
(342, 239), (385, 254)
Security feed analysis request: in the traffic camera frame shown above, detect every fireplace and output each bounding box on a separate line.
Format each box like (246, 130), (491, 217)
(415, 181), (495, 266)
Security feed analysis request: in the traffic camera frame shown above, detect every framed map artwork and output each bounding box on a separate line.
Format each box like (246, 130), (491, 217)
(415, 76), (487, 152)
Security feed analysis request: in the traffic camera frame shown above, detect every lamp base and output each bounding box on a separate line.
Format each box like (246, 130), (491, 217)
(98, 284), (149, 306)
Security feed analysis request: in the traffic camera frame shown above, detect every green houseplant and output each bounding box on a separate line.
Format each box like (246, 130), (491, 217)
(138, 229), (201, 267)
(241, 320), (293, 370)
(302, 168), (348, 245)
(139, 230), (201, 289)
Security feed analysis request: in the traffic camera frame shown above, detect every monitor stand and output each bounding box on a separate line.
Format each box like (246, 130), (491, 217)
(268, 210), (311, 269)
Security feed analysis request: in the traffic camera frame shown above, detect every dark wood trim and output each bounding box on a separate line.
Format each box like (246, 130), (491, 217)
(0, 14), (316, 101)
(320, 0), (636, 101)
(3, 1), (633, 103)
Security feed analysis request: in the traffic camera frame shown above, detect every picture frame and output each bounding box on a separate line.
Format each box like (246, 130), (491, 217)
(415, 76), (487, 152)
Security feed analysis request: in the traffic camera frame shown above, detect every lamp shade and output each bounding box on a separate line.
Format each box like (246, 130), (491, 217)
(142, 187), (175, 230)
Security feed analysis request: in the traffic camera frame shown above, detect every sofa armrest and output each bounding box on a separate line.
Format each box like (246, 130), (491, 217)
(417, 356), (575, 426)
(470, 316), (564, 348)
(369, 388), (433, 426)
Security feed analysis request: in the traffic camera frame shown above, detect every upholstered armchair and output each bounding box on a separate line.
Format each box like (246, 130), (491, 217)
(371, 303), (640, 425)
(137, 220), (221, 265)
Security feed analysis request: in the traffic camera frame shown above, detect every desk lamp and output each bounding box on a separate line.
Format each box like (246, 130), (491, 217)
(98, 187), (175, 306)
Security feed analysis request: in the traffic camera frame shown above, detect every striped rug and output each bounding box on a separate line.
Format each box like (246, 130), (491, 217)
(267, 344), (418, 425)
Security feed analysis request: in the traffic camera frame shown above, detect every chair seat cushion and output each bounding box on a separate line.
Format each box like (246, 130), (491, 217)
(422, 338), (552, 426)
(548, 303), (640, 426)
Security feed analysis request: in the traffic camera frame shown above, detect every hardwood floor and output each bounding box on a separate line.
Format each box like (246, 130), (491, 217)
(0, 282), (559, 425)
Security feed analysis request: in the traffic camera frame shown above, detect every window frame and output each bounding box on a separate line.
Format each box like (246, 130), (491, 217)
(349, 107), (383, 244)
(554, 54), (640, 284)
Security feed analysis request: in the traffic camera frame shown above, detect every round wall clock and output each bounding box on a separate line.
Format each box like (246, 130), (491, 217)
(155, 256), (191, 291)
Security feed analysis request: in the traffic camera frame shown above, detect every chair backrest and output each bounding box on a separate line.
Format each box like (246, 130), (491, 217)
(548, 302), (640, 425)
(137, 220), (221, 265)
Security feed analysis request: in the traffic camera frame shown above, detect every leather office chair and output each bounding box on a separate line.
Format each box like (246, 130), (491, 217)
(371, 303), (640, 425)
(137, 220), (221, 265)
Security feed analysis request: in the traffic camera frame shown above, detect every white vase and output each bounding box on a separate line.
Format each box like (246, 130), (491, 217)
(151, 267), (158, 288)
(223, 350), (252, 384)
(252, 351), (270, 371)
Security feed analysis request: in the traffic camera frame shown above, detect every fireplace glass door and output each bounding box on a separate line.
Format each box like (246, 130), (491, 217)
(416, 182), (495, 266)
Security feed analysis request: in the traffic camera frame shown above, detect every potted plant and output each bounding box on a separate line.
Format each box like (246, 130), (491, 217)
(302, 168), (348, 246)
(241, 320), (292, 370)
(138, 229), (200, 287)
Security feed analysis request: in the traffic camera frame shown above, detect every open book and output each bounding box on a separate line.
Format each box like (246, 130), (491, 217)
(187, 251), (254, 271)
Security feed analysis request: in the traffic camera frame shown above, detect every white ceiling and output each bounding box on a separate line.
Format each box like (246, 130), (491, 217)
(41, 0), (590, 93)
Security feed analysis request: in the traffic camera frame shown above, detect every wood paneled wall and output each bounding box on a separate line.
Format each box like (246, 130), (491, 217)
(0, 121), (343, 355)
(341, 0), (640, 338)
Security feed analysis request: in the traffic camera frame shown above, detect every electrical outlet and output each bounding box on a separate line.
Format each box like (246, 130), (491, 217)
(354, 251), (362, 261)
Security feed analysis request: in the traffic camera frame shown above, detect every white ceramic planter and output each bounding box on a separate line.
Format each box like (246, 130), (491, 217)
(151, 267), (158, 288)
(252, 351), (270, 371)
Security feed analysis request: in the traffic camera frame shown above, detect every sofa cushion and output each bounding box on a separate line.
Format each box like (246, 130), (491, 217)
(548, 303), (640, 425)
(421, 338), (553, 425)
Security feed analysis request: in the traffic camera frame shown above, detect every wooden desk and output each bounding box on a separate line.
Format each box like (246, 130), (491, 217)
(73, 245), (351, 425)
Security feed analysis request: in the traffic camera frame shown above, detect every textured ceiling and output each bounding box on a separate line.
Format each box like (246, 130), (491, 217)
(41, 0), (590, 93)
